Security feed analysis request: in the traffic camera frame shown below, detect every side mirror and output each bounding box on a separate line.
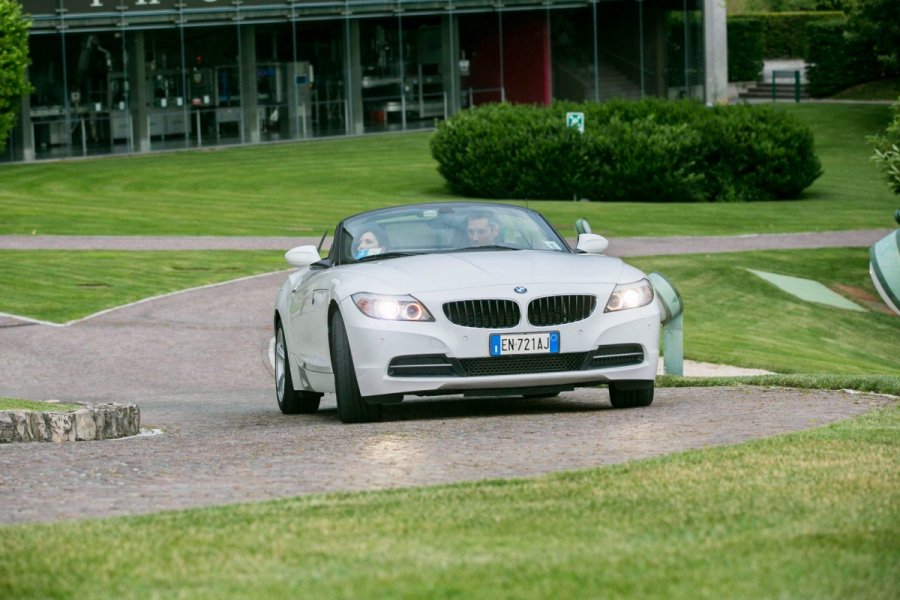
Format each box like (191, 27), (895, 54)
(576, 233), (609, 255)
(575, 218), (592, 235)
(284, 245), (321, 268)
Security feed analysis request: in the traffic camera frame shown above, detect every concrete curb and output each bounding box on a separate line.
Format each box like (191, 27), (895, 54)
(0, 403), (140, 443)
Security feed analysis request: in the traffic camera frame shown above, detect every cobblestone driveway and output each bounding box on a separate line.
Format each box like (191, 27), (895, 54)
(0, 238), (894, 524)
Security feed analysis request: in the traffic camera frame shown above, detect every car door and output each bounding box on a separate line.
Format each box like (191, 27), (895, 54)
(289, 267), (334, 377)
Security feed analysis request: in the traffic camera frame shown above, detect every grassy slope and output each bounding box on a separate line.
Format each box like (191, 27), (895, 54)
(1, 405), (896, 599)
(0, 251), (285, 323)
(0, 104), (895, 237)
(630, 248), (900, 375)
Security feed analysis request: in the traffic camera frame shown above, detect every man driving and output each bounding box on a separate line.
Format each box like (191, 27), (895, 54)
(466, 211), (500, 247)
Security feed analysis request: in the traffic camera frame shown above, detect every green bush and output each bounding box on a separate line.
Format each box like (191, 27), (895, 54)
(805, 18), (881, 97)
(870, 98), (900, 194)
(727, 17), (765, 82)
(430, 100), (822, 202)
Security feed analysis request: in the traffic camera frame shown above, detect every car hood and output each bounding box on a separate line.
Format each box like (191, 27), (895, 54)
(341, 250), (627, 293)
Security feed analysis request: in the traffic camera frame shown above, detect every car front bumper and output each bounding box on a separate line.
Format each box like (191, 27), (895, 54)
(338, 291), (660, 399)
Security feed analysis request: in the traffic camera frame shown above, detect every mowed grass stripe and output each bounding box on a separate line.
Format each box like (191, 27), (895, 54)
(0, 250), (285, 323)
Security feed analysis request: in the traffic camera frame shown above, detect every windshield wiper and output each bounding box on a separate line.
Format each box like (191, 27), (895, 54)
(353, 251), (420, 263)
(454, 245), (521, 252)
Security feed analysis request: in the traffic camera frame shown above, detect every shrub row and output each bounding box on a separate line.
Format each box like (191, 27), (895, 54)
(727, 11), (844, 82)
(430, 100), (822, 203)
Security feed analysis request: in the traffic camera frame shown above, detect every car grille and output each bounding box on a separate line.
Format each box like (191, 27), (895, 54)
(442, 299), (520, 329)
(528, 295), (597, 326)
(458, 352), (591, 377)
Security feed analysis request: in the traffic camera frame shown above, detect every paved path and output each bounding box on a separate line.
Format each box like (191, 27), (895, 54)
(0, 229), (890, 255)
(0, 231), (895, 524)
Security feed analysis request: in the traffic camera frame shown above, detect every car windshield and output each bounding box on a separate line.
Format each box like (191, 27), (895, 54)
(340, 204), (570, 263)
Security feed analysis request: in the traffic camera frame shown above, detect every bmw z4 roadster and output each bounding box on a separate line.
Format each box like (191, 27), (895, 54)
(274, 202), (660, 423)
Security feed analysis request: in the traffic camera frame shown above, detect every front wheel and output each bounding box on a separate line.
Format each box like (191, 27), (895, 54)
(275, 323), (322, 414)
(329, 311), (382, 424)
(608, 381), (654, 408)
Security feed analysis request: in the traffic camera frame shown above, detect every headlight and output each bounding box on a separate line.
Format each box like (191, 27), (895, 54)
(604, 279), (654, 312)
(352, 293), (434, 321)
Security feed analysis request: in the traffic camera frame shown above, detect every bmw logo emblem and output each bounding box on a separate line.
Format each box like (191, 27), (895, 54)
(514, 286), (527, 294)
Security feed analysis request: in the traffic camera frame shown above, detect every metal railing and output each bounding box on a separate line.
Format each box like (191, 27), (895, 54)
(771, 70), (802, 103)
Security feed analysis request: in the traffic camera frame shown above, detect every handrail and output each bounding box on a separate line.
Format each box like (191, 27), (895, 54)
(599, 48), (654, 77)
(552, 62), (590, 100)
(771, 69), (802, 103)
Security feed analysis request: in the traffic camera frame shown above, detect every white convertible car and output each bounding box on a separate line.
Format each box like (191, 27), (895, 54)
(274, 202), (660, 423)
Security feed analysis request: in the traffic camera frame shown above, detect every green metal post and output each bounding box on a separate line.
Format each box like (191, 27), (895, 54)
(662, 313), (683, 376)
(794, 70), (800, 103)
(771, 70), (776, 102)
(648, 272), (684, 376)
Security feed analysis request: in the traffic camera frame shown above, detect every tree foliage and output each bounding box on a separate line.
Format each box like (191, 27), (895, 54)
(0, 0), (31, 150)
(846, 0), (900, 77)
(870, 98), (900, 195)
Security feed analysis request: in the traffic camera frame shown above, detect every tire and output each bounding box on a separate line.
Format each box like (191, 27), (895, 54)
(329, 311), (382, 423)
(608, 381), (654, 408)
(275, 323), (322, 414)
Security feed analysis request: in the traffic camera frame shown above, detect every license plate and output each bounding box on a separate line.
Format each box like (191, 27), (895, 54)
(489, 331), (560, 356)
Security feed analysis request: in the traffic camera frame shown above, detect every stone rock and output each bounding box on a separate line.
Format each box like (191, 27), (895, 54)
(74, 409), (96, 441)
(47, 412), (76, 443)
(0, 411), (14, 443)
(0, 403), (140, 443)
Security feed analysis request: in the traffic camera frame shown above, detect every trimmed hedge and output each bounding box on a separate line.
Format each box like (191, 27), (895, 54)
(727, 11), (845, 83)
(727, 18), (765, 82)
(757, 11), (844, 58)
(430, 100), (822, 202)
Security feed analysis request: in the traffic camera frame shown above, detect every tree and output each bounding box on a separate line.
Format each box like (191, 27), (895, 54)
(0, 0), (31, 150)
(846, 0), (900, 77)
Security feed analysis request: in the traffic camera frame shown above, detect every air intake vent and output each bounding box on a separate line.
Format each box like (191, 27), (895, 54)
(588, 344), (644, 368)
(528, 295), (597, 326)
(388, 355), (462, 377)
(443, 299), (520, 329)
(458, 352), (591, 377)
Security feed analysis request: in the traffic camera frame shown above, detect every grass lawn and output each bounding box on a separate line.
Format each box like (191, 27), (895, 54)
(630, 247), (900, 375)
(0, 397), (80, 412)
(0, 103), (895, 238)
(1, 102), (897, 599)
(831, 79), (900, 101)
(1, 405), (896, 599)
(2, 247), (895, 375)
(0, 250), (284, 323)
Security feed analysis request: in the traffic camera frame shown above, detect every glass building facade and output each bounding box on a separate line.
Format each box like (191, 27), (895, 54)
(5, 0), (718, 162)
